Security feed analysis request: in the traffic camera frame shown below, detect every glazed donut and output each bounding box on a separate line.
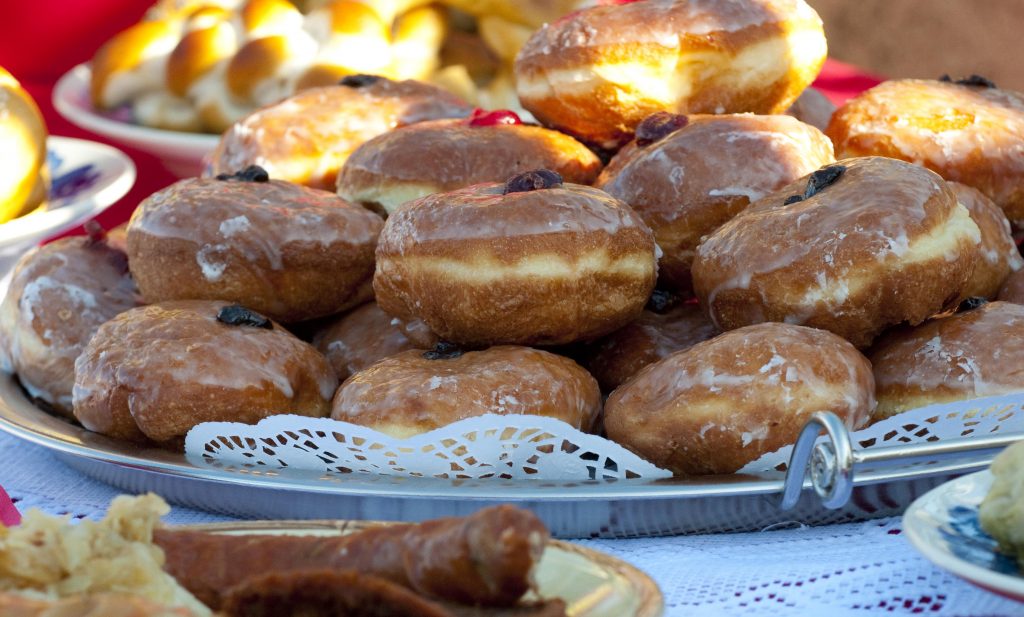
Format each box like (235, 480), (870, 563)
(784, 86), (836, 132)
(210, 77), (471, 190)
(312, 302), (427, 381)
(374, 170), (658, 346)
(73, 300), (337, 445)
(0, 228), (140, 417)
(585, 293), (719, 393)
(126, 169), (383, 323)
(826, 78), (1024, 226)
(868, 301), (1024, 422)
(514, 0), (828, 149)
(336, 111), (602, 215)
(605, 322), (874, 476)
(0, 67), (48, 222)
(949, 182), (1024, 299)
(999, 269), (1024, 305)
(331, 345), (601, 438)
(692, 157), (982, 348)
(597, 112), (834, 294)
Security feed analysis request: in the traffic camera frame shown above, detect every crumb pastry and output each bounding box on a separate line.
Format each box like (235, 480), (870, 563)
(826, 77), (1024, 226)
(73, 300), (337, 445)
(597, 112), (834, 294)
(514, 0), (828, 149)
(312, 302), (426, 381)
(980, 441), (1024, 566)
(374, 170), (658, 346)
(336, 109), (602, 216)
(0, 227), (140, 417)
(949, 182), (1024, 299)
(868, 300), (1024, 422)
(585, 292), (718, 392)
(605, 322), (874, 476)
(126, 168), (383, 323)
(331, 344), (601, 438)
(210, 76), (472, 190)
(692, 157), (982, 348)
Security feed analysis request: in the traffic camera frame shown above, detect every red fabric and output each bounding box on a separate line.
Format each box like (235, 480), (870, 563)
(1, 2), (883, 237)
(0, 485), (20, 527)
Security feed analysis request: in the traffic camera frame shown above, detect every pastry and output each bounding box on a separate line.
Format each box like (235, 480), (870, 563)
(949, 182), (1024, 299)
(0, 67), (48, 222)
(72, 300), (337, 444)
(692, 157), (981, 348)
(374, 170), (657, 346)
(0, 225), (140, 417)
(331, 344), (601, 437)
(826, 77), (1024, 226)
(980, 441), (1024, 566)
(604, 322), (874, 475)
(126, 169), (383, 323)
(312, 302), (426, 381)
(784, 86), (836, 131)
(336, 110), (602, 216)
(999, 268), (1024, 304)
(597, 112), (834, 294)
(514, 0), (828, 148)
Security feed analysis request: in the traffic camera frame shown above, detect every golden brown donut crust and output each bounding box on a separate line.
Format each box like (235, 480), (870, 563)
(331, 345), (601, 438)
(692, 157), (982, 348)
(312, 302), (424, 382)
(210, 80), (472, 190)
(126, 177), (383, 323)
(0, 236), (140, 417)
(586, 301), (718, 393)
(73, 300), (337, 445)
(827, 79), (1024, 226)
(597, 114), (834, 294)
(514, 0), (827, 148)
(949, 182), (1024, 299)
(374, 182), (657, 346)
(868, 301), (1024, 422)
(605, 322), (874, 476)
(999, 269), (1024, 304)
(336, 118), (602, 215)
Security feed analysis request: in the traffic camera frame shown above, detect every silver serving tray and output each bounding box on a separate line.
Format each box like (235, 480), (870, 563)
(0, 373), (1002, 537)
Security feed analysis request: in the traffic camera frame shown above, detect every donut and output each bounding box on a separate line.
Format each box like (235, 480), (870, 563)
(604, 322), (874, 476)
(0, 67), (48, 222)
(312, 302), (427, 381)
(585, 293), (719, 392)
(692, 157), (982, 348)
(868, 301), (1024, 422)
(210, 77), (471, 190)
(826, 78), (1024, 226)
(374, 170), (658, 346)
(514, 0), (828, 149)
(784, 86), (836, 131)
(0, 227), (140, 417)
(331, 345), (601, 438)
(999, 269), (1024, 304)
(950, 182), (1024, 299)
(73, 300), (337, 445)
(336, 110), (602, 216)
(596, 112), (834, 294)
(126, 168), (383, 323)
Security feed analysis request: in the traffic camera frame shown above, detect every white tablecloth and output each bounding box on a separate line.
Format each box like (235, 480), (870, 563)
(1, 430), (1019, 617)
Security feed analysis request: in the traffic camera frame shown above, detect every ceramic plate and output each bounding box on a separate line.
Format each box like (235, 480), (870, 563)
(176, 519), (664, 616)
(53, 64), (217, 178)
(904, 470), (1024, 601)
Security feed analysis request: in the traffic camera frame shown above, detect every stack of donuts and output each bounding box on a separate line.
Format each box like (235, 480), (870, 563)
(10, 0), (1024, 477)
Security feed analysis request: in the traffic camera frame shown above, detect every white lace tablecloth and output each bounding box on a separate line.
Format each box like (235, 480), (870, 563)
(0, 430), (1019, 617)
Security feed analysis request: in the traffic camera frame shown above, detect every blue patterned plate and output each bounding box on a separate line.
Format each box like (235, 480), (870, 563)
(904, 471), (1024, 601)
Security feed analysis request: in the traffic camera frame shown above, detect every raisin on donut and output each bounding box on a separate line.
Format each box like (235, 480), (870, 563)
(949, 182), (1024, 299)
(332, 345), (601, 438)
(597, 113), (834, 294)
(605, 322), (874, 476)
(336, 110), (602, 216)
(126, 169), (383, 323)
(373, 170), (658, 346)
(585, 294), (718, 393)
(692, 157), (982, 348)
(0, 228), (140, 417)
(73, 300), (337, 445)
(826, 78), (1024, 226)
(209, 77), (472, 190)
(868, 301), (1024, 422)
(312, 302), (429, 382)
(514, 0), (827, 149)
